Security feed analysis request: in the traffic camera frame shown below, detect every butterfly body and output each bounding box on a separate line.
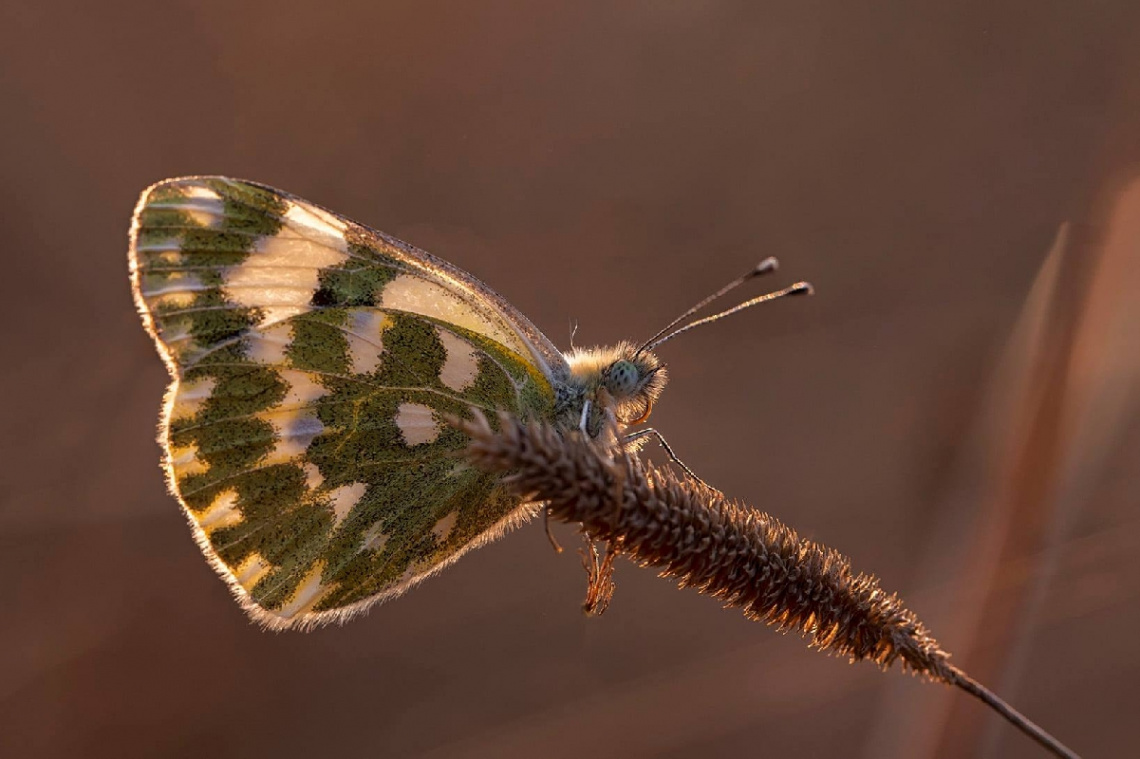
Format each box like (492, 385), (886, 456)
(130, 176), (665, 629)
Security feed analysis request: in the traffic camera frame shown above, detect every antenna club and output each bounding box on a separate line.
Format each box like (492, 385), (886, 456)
(750, 257), (780, 277)
(789, 281), (814, 296)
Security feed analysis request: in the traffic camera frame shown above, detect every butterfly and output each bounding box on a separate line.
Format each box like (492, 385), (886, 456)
(129, 176), (810, 630)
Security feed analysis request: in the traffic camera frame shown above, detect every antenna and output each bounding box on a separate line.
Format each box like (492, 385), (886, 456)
(645, 281), (813, 351)
(635, 257), (780, 356)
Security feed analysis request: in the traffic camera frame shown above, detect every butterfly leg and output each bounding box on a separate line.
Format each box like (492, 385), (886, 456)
(543, 505), (563, 553)
(578, 534), (618, 616)
(624, 428), (706, 486)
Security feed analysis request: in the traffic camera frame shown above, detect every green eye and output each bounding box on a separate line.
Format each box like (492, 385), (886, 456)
(608, 360), (639, 395)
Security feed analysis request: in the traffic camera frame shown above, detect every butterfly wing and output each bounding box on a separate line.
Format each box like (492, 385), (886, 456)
(130, 177), (565, 629)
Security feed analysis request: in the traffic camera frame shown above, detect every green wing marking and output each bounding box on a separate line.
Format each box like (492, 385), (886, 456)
(130, 177), (557, 628)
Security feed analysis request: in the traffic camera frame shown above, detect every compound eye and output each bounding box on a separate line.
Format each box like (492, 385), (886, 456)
(607, 360), (640, 396)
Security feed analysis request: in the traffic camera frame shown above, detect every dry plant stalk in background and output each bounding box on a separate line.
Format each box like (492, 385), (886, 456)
(457, 411), (1080, 759)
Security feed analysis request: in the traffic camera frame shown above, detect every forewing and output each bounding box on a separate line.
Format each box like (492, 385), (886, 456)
(130, 176), (566, 378)
(130, 177), (559, 628)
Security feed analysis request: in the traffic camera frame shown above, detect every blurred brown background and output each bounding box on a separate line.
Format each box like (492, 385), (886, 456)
(2, 2), (1138, 757)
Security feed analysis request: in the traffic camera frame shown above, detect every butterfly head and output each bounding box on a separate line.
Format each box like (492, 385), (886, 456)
(564, 342), (667, 427)
(603, 346), (668, 423)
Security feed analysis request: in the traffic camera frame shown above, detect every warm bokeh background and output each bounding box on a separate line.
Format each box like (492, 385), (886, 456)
(3, 3), (1138, 757)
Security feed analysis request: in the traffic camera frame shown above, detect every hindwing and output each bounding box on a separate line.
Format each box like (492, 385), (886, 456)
(130, 177), (562, 628)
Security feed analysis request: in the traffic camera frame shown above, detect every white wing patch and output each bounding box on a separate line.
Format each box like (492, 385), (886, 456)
(261, 410), (324, 464)
(154, 184), (223, 227)
(276, 561), (334, 619)
(170, 442), (208, 477)
(236, 553), (274, 589)
(246, 320), (293, 365)
(394, 401), (441, 446)
(380, 274), (528, 357)
(360, 523), (388, 553)
(224, 223), (349, 326)
(257, 370), (329, 464)
(302, 462), (324, 490)
(200, 489), (243, 534)
(327, 482), (368, 528)
(345, 310), (390, 375)
(143, 271), (204, 309)
(170, 376), (217, 422)
(431, 511), (458, 541)
(279, 370), (330, 409)
(438, 328), (480, 391)
(283, 200), (348, 247)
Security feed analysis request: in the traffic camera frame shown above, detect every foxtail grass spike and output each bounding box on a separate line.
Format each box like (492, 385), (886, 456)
(456, 411), (1080, 759)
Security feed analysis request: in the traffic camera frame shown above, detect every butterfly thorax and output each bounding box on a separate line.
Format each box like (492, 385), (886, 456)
(554, 341), (667, 438)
